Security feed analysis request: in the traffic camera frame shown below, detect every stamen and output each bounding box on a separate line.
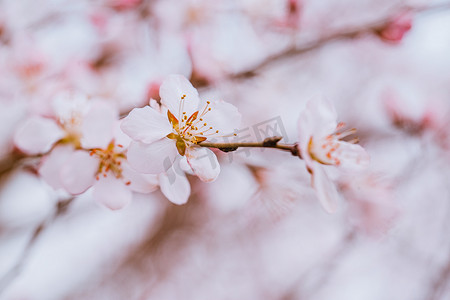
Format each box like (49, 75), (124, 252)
(336, 122), (346, 130)
(347, 137), (359, 144)
(335, 128), (357, 139)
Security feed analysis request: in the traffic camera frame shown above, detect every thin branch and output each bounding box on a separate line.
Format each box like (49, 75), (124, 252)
(206, 2), (450, 85)
(0, 197), (75, 295)
(424, 206), (450, 300)
(0, 152), (26, 179)
(198, 136), (301, 157)
(426, 255), (450, 300)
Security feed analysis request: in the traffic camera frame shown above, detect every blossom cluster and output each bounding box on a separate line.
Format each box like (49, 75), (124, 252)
(12, 74), (369, 213)
(0, 0), (395, 214)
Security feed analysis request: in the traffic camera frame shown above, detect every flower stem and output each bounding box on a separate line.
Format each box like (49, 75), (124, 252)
(198, 136), (301, 157)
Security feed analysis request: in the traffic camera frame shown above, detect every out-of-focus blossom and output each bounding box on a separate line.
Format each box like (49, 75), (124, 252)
(383, 91), (450, 150)
(106, 0), (142, 11)
(14, 92), (116, 155)
(297, 97), (370, 213)
(340, 173), (398, 236)
(376, 11), (413, 43)
(39, 123), (158, 210)
(121, 74), (241, 181)
(63, 142), (158, 210)
(273, 0), (302, 30)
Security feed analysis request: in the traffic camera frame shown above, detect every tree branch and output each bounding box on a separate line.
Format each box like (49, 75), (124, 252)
(198, 136), (301, 157)
(197, 2), (450, 86)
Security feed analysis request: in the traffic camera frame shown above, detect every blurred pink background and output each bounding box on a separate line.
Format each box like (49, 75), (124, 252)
(0, 0), (450, 299)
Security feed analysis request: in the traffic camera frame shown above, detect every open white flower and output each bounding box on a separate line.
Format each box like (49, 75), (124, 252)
(39, 123), (158, 210)
(121, 75), (241, 187)
(297, 97), (370, 213)
(14, 91), (116, 154)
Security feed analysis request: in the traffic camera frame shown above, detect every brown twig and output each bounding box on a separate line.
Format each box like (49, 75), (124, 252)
(195, 2), (450, 86)
(198, 136), (301, 157)
(426, 256), (450, 300)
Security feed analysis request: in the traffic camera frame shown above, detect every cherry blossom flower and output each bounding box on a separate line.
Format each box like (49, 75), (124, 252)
(39, 123), (158, 210)
(297, 97), (370, 213)
(121, 75), (241, 203)
(339, 173), (398, 236)
(14, 91), (116, 155)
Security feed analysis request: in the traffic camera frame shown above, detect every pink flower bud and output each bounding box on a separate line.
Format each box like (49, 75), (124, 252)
(377, 12), (413, 43)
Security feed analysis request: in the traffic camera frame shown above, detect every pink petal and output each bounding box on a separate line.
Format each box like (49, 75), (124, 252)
(60, 150), (98, 194)
(199, 100), (241, 137)
(121, 161), (159, 194)
(159, 165), (191, 205)
(311, 164), (339, 213)
(186, 146), (220, 182)
(93, 176), (132, 210)
(52, 91), (89, 121)
(306, 96), (338, 137)
(14, 117), (64, 154)
(159, 74), (200, 120)
(81, 100), (118, 149)
(38, 145), (74, 190)
(114, 120), (132, 148)
(298, 96), (338, 149)
(179, 157), (195, 175)
(336, 142), (370, 170)
(126, 139), (178, 174)
(121, 106), (172, 144)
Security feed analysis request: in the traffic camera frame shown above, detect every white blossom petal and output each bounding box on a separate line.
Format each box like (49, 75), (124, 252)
(121, 161), (159, 194)
(305, 96), (338, 138)
(113, 120), (132, 148)
(199, 100), (241, 138)
(160, 74), (200, 120)
(186, 146), (220, 182)
(298, 96), (337, 150)
(52, 91), (89, 121)
(60, 150), (98, 194)
(336, 142), (370, 170)
(81, 100), (117, 149)
(121, 106), (172, 144)
(127, 139), (178, 174)
(311, 164), (339, 213)
(93, 175), (132, 210)
(159, 165), (191, 205)
(38, 145), (74, 190)
(14, 117), (64, 155)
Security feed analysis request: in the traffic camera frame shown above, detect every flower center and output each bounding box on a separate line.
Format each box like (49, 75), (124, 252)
(308, 123), (358, 166)
(90, 142), (129, 183)
(58, 112), (83, 148)
(166, 95), (214, 154)
(166, 94), (238, 156)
